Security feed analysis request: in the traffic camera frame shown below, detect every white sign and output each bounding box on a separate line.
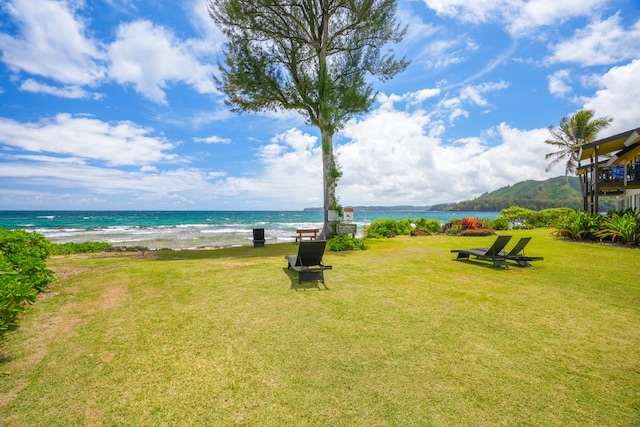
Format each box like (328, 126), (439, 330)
(344, 208), (354, 223)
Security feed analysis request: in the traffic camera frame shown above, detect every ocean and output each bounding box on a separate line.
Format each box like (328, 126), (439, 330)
(0, 210), (499, 250)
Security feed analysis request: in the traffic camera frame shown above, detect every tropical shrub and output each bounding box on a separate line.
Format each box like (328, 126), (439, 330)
(496, 206), (536, 229)
(554, 211), (601, 240)
(0, 229), (54, 337)
(535, 207), (575, 228)
(327, 235), (368, 251)
(478, 218), (494, 229)
(491, 217), (509, 231)
(443, 217), (494, 236)
(597, 211), (640, 245)
(0, 256), (38, 333)
(365, 219), (413, 238)
(462, 217), (480, 229)
(413, 218), (441, 233)
(50, 241), (112, 255)
(0, 229), (54, 292)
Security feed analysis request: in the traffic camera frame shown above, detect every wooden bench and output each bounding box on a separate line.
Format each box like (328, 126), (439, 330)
(293, 228), (319, 242)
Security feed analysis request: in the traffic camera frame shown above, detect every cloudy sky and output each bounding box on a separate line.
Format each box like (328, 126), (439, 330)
(1, 0), (639, 210)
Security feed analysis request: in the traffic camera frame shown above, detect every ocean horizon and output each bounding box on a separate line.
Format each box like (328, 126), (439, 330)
(0, 210), (500, 250)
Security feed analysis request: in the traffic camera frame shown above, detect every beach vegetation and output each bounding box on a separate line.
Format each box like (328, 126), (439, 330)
(1, 229), (638, 425)
(208, 0), (409, 238)
(0, 229), (54, 337)
(365, 218), (413, 237)
(442, 217), (495, 236)
(544, 109), (613, 178)
(413, 218), (441, 233)
(490, 216), (509, 230)
(327, 234), (367, 251)
(494, 206), (574, 229)
(49, 241), (113, 255)
(596, 209), (640, 245)
(554, 211), (602, 241)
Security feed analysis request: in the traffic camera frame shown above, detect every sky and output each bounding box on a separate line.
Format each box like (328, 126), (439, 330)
(1, 0), (639, 211)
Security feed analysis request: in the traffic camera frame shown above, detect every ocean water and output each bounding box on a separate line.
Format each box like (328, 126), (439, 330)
(0, 210), (499, 250)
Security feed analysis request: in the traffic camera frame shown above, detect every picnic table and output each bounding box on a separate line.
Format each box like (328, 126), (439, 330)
(294, 228), (319, 242)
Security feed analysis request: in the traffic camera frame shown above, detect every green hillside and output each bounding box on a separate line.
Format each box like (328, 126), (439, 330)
(432, 176), (615, 211)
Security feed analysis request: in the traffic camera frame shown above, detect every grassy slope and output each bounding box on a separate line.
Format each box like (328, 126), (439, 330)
(1, 230), (639, 426)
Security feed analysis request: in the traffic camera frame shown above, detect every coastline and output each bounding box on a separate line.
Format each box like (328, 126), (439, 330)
(0, 210), (500, 250)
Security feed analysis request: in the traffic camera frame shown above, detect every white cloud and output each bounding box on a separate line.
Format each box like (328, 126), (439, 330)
(548, 69), (572, 97)
(459, 81), (510, 106)
(0, 159), (221, 199)
(193, 136), (232, 144)
(334, 102), (558, 205)
(422, 0), (608, 35)
(0, 1), (220, 103)
(19, 79), (92, 99)
(420, 36), (474, 69)
(583, 59), (640, 134)
(509, 0), (607, 33)
(423, 0), (519, 25)
(0, 0), (105, 85)
(210, 129), (324, 206)
(0, 114), (177, 166)
(107, 20), (217, 104)
(547, 14), (640, 66)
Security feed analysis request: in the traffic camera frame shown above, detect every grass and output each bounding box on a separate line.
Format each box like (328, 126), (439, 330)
(1, 229), (639, 426)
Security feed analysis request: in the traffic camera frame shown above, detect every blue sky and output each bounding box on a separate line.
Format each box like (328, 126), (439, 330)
(1, 0), (639, 210)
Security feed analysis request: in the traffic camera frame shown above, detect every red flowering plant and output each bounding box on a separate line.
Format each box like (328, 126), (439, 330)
(462, 217), (480, 230)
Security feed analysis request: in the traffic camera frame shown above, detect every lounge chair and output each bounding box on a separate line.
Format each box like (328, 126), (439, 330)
(252, 228), (265, 247)
(451, 235), (512, 268)
(501, 237), (544, 267)
(285, 240), (332, 287)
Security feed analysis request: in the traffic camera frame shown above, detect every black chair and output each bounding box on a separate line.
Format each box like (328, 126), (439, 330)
(252, 228), (265, 247)
(451, 235), (512, 268)
(285, 240), (332, 287)
(474, 237), (544, 267)
(501, 237), (544, 267)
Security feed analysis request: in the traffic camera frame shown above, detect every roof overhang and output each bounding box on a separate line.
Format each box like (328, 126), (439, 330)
(578, 127), (640, 161)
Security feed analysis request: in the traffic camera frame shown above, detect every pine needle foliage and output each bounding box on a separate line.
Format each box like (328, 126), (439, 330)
(208, 0), (409, 236)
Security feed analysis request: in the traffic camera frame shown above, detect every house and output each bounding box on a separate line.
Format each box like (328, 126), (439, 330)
(577, 127), (640, 214)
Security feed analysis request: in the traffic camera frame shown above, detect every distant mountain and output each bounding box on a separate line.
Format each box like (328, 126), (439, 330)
(430, 176), (615, 212)
(305, 176), (616, 213)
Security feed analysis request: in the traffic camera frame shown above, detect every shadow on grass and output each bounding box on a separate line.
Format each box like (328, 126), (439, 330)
(451, 259), (512, 270)
(282, 267), (328, 291)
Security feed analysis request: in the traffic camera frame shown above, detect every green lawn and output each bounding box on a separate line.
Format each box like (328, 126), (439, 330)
(1, 229), (639, 426)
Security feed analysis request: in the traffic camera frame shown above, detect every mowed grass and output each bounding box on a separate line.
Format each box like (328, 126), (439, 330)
(1, 229), (639, 426)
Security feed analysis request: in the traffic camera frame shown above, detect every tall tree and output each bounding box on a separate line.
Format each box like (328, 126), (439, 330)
(208, 0), (408, 237)
(545, 109), (613, 178)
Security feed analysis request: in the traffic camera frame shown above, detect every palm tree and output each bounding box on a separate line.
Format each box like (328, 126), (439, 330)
(544, 109), (613, 177)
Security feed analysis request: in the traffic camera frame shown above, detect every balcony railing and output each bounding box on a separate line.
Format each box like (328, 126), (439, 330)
(596, 162), (640, 187)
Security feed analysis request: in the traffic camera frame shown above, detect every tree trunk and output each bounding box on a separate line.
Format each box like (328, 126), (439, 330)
(320, 127), (337, 240)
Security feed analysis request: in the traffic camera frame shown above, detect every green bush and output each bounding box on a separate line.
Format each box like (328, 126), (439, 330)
(0, 229), (54, 337)
(491, 217), (509, 230)
(597, 211), (640, 245)
(327, 235), (368, 251)
(0, 229), (53, 292)
(554, 211), (601, 240)
(50, 241), (112, 255)
(413, 218), (442, 233)
(0, 256), (38, 333)
(365, 219), (413, 238)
